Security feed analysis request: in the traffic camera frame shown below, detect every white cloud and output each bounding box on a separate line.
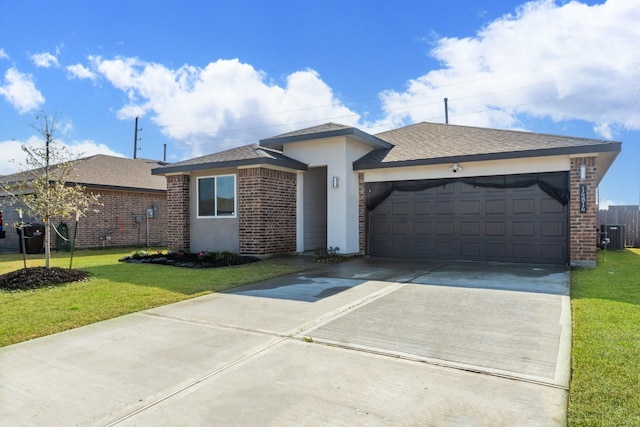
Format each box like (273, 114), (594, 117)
(0, 48), (8, 60)
(31, 52), (59, 68)
(0, 136), (124, 176)
(594, 123), (614, 140)
(0, 138), (27, 176)
(65, 139), (124, 159)
(66, 63), (97, 81)
(375, 0), (640, 137)
(0, 67), (45, 114)
(598, 199), (619, 210)
(89, 56), (360, 157)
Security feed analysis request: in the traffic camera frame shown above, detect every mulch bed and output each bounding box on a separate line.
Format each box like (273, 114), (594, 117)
(119, 252), (260, 268)
(314, 254), (362, 264)
(0, 267), (90, 291)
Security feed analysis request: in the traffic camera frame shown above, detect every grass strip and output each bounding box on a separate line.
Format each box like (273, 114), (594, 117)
(0, 248), (312, 347)
(569, 248), (640, 426)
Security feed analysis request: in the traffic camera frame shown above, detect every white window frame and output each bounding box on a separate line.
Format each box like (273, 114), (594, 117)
(196, 174), (237, 219)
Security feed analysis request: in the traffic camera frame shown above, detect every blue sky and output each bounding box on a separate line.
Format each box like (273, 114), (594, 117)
(1, 0), (638, 207)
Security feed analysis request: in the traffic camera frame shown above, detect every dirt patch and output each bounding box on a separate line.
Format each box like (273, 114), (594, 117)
(0, 267), (90, 291)
(119, 252), (260, 268)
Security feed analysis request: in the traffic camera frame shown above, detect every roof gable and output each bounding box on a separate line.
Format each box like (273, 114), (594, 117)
(260, 122), (392, 151)
(152, 144), (307, 175)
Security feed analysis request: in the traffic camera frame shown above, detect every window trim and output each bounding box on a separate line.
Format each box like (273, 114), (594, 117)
(196, 174), (237, 219)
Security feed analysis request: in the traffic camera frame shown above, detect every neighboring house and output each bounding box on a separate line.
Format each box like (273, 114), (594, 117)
(152, 122), (621, 267)
(0, 155), (167, 252)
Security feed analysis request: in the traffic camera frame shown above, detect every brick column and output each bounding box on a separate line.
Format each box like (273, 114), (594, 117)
(238, 167), (296, 255)
(358, 172), (366, 253)
(570, 156), (598, 268)
(166, 174), (190, 251)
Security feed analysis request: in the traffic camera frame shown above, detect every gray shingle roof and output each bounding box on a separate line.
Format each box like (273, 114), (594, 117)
(263, 122), (354, 140)
(354, 122), (621, 169)
(260, 122), (391, 151)
(1, 155), (167, 192)
(152, 144), (308, 175)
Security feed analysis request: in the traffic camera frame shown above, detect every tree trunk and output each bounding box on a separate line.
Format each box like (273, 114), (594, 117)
(44, 218), (51, 269)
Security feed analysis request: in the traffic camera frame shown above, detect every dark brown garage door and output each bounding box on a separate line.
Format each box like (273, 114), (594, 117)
(368, 178), (568, 264)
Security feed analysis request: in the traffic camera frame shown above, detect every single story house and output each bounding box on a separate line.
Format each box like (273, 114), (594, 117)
(1, 155), (168, 251)
(152, 122), (621, 267)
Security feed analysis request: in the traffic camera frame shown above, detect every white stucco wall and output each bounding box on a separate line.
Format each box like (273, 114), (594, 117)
(362, 155), (571, 183)
(296, 171), (304, 252)
(285, 136), (373, 254)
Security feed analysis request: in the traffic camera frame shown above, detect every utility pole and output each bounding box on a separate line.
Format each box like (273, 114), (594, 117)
(444, 98), (449, 124)
(133, 116), (142, 159)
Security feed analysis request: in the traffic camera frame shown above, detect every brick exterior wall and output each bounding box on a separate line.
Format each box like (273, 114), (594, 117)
(166, 174), (190, 251)
(358, 172), (366, 252)
(52, 189), (167, 249)
(238, 167), (296, 255)
(570, 156), (598, 267)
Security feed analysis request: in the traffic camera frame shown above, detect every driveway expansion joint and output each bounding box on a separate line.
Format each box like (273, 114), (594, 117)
(139, 311), (289, 338)
(295, 337), (569, 391)
(105, 335), (290, 426)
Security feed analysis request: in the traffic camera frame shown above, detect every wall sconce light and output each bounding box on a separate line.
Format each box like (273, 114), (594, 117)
(332, 176), (339, 188)
(579, 165), (586, 180)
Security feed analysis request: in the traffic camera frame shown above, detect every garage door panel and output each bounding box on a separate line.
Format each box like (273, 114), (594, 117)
(512, 243), (536, 260)
(541, 221), (564, 237)
(539, 244), (565, 261)
(391, 240), (412, 257)
(461, 200), (480, 214)
(391, 221), (408, 235)
(370, 220), (390, 236)
(513, 221), (535, 236)
(460, 242), (481, 257)
(460, 185), (482, 194)
(369, 175), (568, 265)
(513, 198), (536, 214)
(485, 187), (507, 194)
(486, 199), (507, 214)
(434, 241), (456, 256)
(436, 201), (454, 215)
(368, 239), (387, 255)
(413, 241), (431, 257)
(542, 198), (564, 213)
(513, 186), (536, 194)
(414, 221), (430, 234)
(486, 242), (507, 256)
(392, 202), (409, 215)
(460, 221), (480, 236)
(486, 221), (506, 236)
(436, 221), (454, 235)
(414, 201), (430, 215)
(436, 185), (455, 195)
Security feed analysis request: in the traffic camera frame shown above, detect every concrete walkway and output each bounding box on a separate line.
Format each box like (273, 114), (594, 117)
(0, 258), (571, 426)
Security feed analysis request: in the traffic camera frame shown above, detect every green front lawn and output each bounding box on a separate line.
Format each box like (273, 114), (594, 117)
(569, 248), (640, 426)
(0, 248), (312, 347)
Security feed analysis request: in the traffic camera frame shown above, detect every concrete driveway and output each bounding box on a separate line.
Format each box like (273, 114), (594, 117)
(0, 257), (571, 426)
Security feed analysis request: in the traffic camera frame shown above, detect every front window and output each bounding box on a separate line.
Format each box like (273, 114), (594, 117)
(197, 175), (236, 218)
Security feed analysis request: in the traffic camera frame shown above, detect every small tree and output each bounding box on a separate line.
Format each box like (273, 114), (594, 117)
(2, 114), (101, 269)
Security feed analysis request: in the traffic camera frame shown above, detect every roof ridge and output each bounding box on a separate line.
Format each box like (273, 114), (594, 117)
(376, 121), (618, 144)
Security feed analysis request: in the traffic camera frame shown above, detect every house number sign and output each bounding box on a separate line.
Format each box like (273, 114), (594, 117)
(579, 185), (587, 213)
